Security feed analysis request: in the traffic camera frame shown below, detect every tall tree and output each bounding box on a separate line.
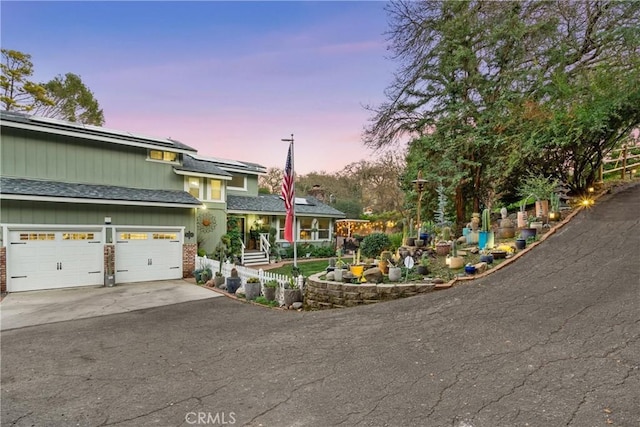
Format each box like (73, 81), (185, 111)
(32, 73), (104, 125)
(1, 49), (104, 125)
(366, 1), (640, 228)
(258, 167), (284, 194)
(1, 49), (52, 112)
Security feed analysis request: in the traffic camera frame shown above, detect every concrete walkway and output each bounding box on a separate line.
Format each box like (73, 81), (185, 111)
(0, 279), (221, 331)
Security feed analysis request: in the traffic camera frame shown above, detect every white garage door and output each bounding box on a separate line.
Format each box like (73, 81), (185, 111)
(8, 230), (104, 292)
(115, 230), (182, 283)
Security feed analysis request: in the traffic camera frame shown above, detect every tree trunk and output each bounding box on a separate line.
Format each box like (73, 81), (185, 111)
(455, 185), (465, 234)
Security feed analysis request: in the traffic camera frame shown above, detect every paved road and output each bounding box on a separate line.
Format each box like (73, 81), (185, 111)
(2, 183), (639, 427)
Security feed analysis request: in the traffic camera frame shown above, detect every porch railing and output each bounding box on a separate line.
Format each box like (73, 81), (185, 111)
(259, 233), (271, 258)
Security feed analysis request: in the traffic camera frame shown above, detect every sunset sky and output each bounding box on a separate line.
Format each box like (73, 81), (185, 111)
(1, 1), (397, 174)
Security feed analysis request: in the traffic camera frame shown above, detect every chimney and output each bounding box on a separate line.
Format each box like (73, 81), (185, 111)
(308, 184), (325, 202)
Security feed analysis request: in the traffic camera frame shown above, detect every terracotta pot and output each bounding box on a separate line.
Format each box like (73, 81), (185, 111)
(535, 200), (549, 218)
(435, 242), (451, 256)
(517, 211), (527, 228)
(378, 259), (388, 274)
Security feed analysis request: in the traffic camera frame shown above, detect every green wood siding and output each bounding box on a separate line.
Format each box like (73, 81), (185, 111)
(1, 128), (182, 190)
(1, 200), (197, 244)
(227, 175), (259, 197)
(196, 208), (228, 255)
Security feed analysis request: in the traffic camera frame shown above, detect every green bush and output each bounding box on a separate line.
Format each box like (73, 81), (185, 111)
(281, 243), (335, 259)
(360, 232), (391, 259)
(387, 232), (403, 251)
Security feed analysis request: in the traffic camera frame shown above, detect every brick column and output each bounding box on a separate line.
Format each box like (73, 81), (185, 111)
(104, 244), (115, 278)
(0, 247), (6, 293)
(183, 244), (196, 278)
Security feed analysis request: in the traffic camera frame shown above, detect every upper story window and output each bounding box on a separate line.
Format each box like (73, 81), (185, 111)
(209, 179), (223, 201)
(187, 177), (202, 199)
(148, 150), (178, 162)
(228, 174), (246, 190)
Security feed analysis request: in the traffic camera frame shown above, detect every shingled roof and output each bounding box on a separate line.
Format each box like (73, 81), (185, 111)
(187, 154), (266, 175)
(227, 194), (346, 218)
(0, 110), (197, 153)
(174, 155), (232, 178)
(0, 177), (202, 207)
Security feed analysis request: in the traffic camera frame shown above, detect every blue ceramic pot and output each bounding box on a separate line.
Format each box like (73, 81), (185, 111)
(464, 265), (476, 275)
(480, 254), (494, 264)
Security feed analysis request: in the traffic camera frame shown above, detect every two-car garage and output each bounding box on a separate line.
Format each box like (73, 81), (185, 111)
(5, 226), (184, 292)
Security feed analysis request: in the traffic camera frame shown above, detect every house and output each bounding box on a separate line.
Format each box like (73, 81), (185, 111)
(0, 111), (345, 293)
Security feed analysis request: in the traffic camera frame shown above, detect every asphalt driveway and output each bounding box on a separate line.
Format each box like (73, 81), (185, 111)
(1, 182), (639, 426)
(0, 279), (221, 331)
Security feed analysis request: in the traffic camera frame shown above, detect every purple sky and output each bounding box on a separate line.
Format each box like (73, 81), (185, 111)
(1, 1), (396, 174)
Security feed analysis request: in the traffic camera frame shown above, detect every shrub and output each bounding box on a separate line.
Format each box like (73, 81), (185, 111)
(360, 232), (391, 259)
(387, 232), (403, 251)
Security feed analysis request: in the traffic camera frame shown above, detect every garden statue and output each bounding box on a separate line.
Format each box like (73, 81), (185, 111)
(498, 207), (516, 238)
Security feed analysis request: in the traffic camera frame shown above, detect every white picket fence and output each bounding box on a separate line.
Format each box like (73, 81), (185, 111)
(196, 256), (303, 304)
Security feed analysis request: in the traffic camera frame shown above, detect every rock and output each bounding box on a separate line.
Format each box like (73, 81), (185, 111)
(326, 271), (335, 281)
(219, 283), (227, 291)
(457, 236), (466, 244)
(469, 247), (479, 254)
(205, 279), (215, 287)
(292, 302), (303, 310)
(432, 278), (445, 284)
(363, 267), (383, 284)
(474, 262), (488, 274)
(235, 288), (245, 298)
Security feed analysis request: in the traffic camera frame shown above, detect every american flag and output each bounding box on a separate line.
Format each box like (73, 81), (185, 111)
(281, 142), (294, 242)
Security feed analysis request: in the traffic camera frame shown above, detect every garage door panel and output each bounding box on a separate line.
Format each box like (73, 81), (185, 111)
(115, 230), (182, 284)
(7, 230), (103, 292)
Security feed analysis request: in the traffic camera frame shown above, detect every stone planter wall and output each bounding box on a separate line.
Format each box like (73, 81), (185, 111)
(304, 272), (436, 310)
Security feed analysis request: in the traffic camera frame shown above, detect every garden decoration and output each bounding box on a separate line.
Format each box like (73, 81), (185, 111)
(478, 208), (494, 250)
(498, 207), (515, 239)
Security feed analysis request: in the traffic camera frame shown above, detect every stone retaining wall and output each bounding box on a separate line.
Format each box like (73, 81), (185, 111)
(304, 272), (436, 310)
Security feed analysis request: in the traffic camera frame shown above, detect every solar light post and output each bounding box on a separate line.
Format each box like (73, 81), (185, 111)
(412, 170), (428, 231)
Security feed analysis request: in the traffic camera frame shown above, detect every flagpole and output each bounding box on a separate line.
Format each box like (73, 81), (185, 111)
(281, 134), (297, 268)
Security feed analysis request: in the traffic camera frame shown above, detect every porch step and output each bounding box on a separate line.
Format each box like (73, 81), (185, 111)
(243, 251), (269, 266)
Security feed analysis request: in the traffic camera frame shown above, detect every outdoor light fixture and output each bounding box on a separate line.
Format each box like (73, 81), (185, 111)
(580, 198), (595, 207)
